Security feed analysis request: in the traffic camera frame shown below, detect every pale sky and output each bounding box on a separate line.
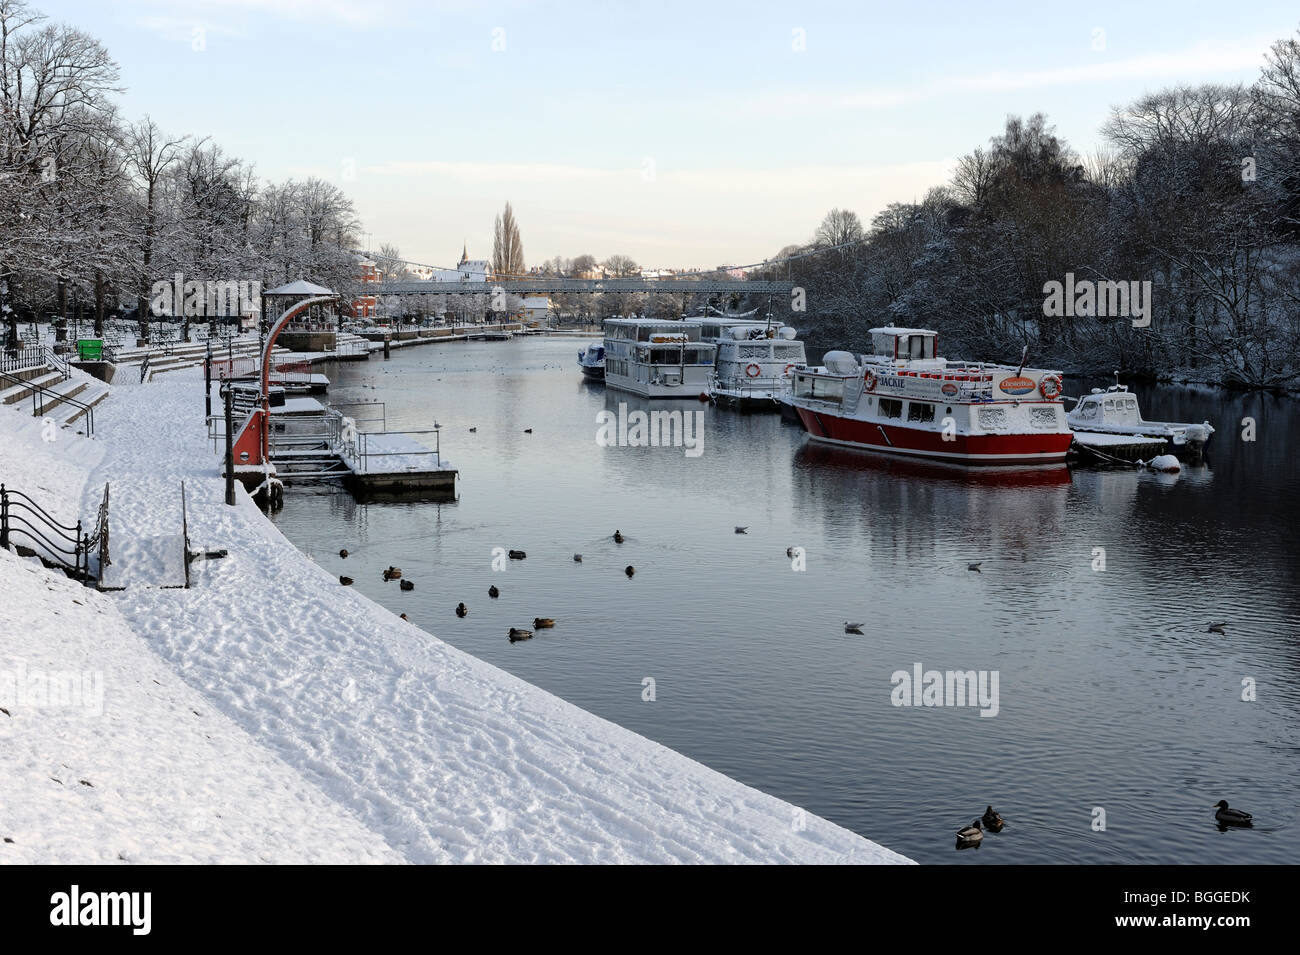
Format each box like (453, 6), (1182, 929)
(42, 0), (1300, 270)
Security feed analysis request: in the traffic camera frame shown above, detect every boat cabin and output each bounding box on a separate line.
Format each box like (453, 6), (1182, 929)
(870, 327), (937, 361)
(1071, 387), (1141, 426)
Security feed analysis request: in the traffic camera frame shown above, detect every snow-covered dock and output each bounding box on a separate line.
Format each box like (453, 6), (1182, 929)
(2, 374), (911, 862)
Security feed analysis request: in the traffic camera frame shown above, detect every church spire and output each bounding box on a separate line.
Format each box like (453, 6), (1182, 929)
(459, 241), (468, 265)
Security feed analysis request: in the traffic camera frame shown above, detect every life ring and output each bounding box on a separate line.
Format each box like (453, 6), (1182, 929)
(863, 370), (877, 392)
(1038, 374), (1063, 399)
(783, 364), (795, 376)
(745, 363), (761, 378)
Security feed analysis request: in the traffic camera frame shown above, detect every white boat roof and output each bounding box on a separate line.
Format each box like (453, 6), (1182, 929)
(604, 317), (694, 326)
(869, 325), (937, 336)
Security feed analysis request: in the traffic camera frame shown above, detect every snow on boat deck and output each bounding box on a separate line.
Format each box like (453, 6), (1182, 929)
(1071, 431), (1167, 448)
(1, 369), (910, 863)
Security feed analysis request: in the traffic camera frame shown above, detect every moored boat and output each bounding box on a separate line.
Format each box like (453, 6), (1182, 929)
(1067, 384), (1213, 456)
(577, 343), (606, 380)
(787, 326), (1074, 464)
(695, 316), (807, 411)
(602, 317), (715, 398)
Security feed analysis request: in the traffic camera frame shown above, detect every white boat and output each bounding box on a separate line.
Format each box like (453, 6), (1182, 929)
(1067, 384), (1213, 454)
(786, 326), (1074, 464)
(602, 318), (715, 398)
(693, 317), (807, 411)
(577, 342), (605, 380)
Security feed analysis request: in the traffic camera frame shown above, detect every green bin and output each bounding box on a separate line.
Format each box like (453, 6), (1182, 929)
(76, 338), (103, 361)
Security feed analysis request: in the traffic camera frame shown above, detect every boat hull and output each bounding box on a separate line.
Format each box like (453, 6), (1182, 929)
(794, 406), (1073, 463)
(579, 364), (605, 380)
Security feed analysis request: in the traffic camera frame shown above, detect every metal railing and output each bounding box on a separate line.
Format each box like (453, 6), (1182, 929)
(352, 430), (442, 473)
(0, 482), (109, 583)
(0, 367), (96, 436)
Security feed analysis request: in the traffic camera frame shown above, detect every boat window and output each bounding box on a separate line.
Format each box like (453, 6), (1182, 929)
(1104, 399), (1117, 411)
(880, 398), (903, 419)
(907, 401), (935, 422)
(1077, 399), (1098, 420)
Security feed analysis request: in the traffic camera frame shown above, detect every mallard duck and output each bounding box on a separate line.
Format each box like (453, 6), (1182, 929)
(967, 562), (982, 573)
(508, 549), (526, 560)
(523, 428), (533, 433)
(383, 566), (402, 581)
(613, 530), (624, 543)
(399, 579), (414, 591)
(786, 546), (796, 558)
(735, 526), (748, 534)
(508, 628), (533, 642)
(455, 603), (468, 618)
(1207, 622), (1227, 634)
(533, 617), (555, 629)
(339, 575), (353, 586)
(956, 820), (983, 846)
(339, 548), (349, 559)
(573, 554), (582, 562)
(488, 585), (499, 598)
(468, 427), (477, 432)
(1213, 800), (1252, 826)
(981, 806), (1004, 830)
(844, 622), (864, 634)
(625, 565), (635, 578)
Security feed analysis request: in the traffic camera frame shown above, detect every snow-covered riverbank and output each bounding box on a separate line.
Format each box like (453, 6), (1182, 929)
(1, 371), (911, 864)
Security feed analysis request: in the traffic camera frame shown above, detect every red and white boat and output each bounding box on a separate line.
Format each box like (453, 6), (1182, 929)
(787, 326), (1074, 464)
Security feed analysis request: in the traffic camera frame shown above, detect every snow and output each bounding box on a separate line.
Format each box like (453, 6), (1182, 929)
(1146, 454), (1182, 473)
(1070, 431), (1166, 448)
(0, 372), (911, 864)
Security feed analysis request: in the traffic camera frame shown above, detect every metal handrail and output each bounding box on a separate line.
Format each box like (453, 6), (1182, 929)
(0, 367), (95, 436)
(0, 482), (109, 582)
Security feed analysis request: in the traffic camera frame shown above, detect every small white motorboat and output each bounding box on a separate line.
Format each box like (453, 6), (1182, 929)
(1067, 384), (1213, 455)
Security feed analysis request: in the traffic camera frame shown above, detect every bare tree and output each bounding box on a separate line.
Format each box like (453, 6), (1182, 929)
(491, 200), (525, 276)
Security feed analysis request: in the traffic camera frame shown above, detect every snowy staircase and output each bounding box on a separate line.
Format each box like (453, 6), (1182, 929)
(0, 362), (110, 435)
(114, 337), (266, 380)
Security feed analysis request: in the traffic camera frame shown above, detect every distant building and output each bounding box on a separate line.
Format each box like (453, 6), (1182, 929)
(521, 296), (552, 324)
(354, 257), (380, 318)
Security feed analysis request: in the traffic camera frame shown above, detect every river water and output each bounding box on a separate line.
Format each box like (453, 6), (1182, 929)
(269, 336), (1299, 864)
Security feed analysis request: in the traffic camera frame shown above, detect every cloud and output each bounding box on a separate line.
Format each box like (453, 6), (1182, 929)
(760, 38), (1274, 115)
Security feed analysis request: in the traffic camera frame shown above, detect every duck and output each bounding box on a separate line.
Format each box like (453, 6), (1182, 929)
(400, 613), (408, 621)
(533, 617), (556, 629)
(400, 579), (414, 591)
(383, 566), (402, 581)
(786, 546), (796, 558)
(967, 562), (982, 573)
(339, 548), (349, 559)
(573, 554), (582, 562)
(1213, 800), (1252, 826)
(455, 603), (468, 618)
(955, 819), (983, 847)
(339, 575), (353, 586)
(981, 806), (1004, 831)
(735, 526), (748, 534)
(508, 628), (533, 642)
(844, 622), (864, 634)
(1207, 622), (1227, 634)
(625, 565), (635, 578)
(508, 549), (526, 560)
(488, 585), (499, 598)
(468, 427), (477, 432)
(523, 428), (533, 434)
(613, 530), (625, 544)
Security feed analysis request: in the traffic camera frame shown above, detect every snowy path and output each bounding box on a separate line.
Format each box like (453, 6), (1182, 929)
(81, 373), (909, 863)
